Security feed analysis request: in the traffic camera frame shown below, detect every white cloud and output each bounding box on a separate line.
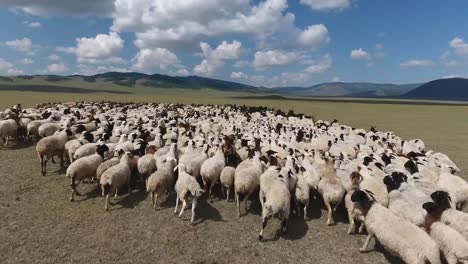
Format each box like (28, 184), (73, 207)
(297, 24), (330, 49)
(131, 48), (186, 74)
(350, 48), (371, 60)
(19, 58), (34, 64)
(233, 60), (251, 68)
(177, 68), (190, 76)
(231, 71), (248, 79)
(0, 58), (23, 75)
(22, 21), (41, 28)
(194, 40), (242, 76)
(56, 46), (76, 54)
(0, 0), (114, 16)
(299, 0), (350, 11)
(77, 64), (129, 75)
(446, 60), (458, 67)
(373, 44), (386, 59)
(48, 54), (61, 61)
(47, 63), (69, 73)
(75, 32), (124, 63)
(450, 37), (468, 57)
(112, 0), (328, 52)
(400, 59), (435, 67)
(332, 76), (341, 82)
(4, 37), (33, 52)
(253, 50), (300, 69)
(304, 53), (332, 73)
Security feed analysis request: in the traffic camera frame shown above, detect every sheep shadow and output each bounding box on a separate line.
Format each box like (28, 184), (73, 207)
(194, 198), (225, 225)
(284, 217), (309, 241)
(373, 241), (405, 264)
(114, 189), (148, 209)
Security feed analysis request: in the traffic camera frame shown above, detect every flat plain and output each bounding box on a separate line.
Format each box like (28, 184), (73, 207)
(1, 81), (467, 264)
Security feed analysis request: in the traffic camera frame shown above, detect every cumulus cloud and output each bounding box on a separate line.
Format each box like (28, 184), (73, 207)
(4, 37), (33, 52)
(22, 21), (41, 28)
(350, 48), (371, 60)
(131, 48), (186, 75)
(450, 37), (468, 57)
(304, 53), (332, 73)
(19, 58), (34, 64)
(0, 0), (114, 16)
(231, 71), (248, 79)
(0, 58), (23, 75)
(56, 46), (76, 54)
(112, 0), (329, 52)
(297, 24), (330, 49)
(253, 50), (300, 69)
(299, 0), (350, 11)
(75, 32), (124, 64)
(400, 59), (435, 67)
(48, 54), (61, 61)
(47, 63), (69, 73)
(194, 40), (242, 76)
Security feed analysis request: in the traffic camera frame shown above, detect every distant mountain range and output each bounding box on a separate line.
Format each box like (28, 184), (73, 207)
(1, 72), (468, 101)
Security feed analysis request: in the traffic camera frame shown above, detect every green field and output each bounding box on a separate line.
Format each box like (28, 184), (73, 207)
(1, 79), (467, 264)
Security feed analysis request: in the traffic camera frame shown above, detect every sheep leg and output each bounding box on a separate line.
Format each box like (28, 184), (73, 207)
(59, 155), (64, 168)
(38, 154), (45, 176)
(70, 177), (76, 202)
(115, 188), (118, 198)
(51, 156), (56, 164)
(258, 217), (269, 241)
(358, 216), (366, 234)
(226, 187), (230, 202)
(151, 192), (155, 206)
(347, 209), (355, 234)
(43, 156), (49, 176)
(174, 196), (180, 214)
(105, 194), (110, 211)
(244, 192), (252, 213)
(324, 198), (333, 225)
(303, 199), (309, 220)
(281, 217), (288, 233)
(236, 193), (241, 217)
(190, 197), (198, 224)
(179, 198), (188, 218)
(209, 184), (214, 202)
(359, 231), (374, 253)
(221, 185), (225, 199)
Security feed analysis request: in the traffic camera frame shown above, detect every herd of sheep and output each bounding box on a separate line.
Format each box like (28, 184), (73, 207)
(1, 101), (468, 264)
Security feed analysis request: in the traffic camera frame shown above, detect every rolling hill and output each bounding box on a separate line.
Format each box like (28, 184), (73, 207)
(1, 72), (467, 101)
(402, 78), (468, 101)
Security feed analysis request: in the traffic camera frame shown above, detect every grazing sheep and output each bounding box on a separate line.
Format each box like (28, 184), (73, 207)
(383, 176), (426, 227)
(258, 167), (292, 241)
(146, 157), (177, 211)
(0, 118), (18, 147)
(200, 147), (226, 199)
(36, 129), (72, 176)
(38, 123), (61, 138)
(423, 204), (468, 264)
(351, 190), (441, 264)
(220, 166), (236, 202)
(100, 152), (135, 211)
(96, 157), (120, 182)
(73, 143), (97, 160)
(318, 157), (345, 225)
(234, 151), (265, 217)
(174, 163), (205, 224)
(344, 171), (365, 234)
(429, 191), (468, 240)
(67, 144), (109, 201)
(137, 145), (157, 184)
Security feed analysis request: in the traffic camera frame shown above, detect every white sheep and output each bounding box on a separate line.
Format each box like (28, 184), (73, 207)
(344, 171), (365, 234)
(36, 129), (72, 176)
(429, 191), (468, 240)
(318, 158), (345, 225)
(137, 145), (157, 184)
(220, 166), (236, 202)
(174, 163), (205, 224)
(258, 167), (291, 241)
(234, 151), (265, 217)
(351, 190), (441, 264)
(38, 123), (61, 138)
(200, 147), (226, 199)
(146, 156), (177, 211)
(0, 118), (18, 147)
(423, 204), (468, 264)
(100, 152), (135, 211)
(67, 144), (109, 201)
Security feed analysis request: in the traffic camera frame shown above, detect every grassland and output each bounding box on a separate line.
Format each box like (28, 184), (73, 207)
(1, 79), (467, 264)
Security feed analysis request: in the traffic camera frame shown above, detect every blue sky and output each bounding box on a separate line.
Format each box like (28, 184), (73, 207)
(0, 0), (467, 87)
